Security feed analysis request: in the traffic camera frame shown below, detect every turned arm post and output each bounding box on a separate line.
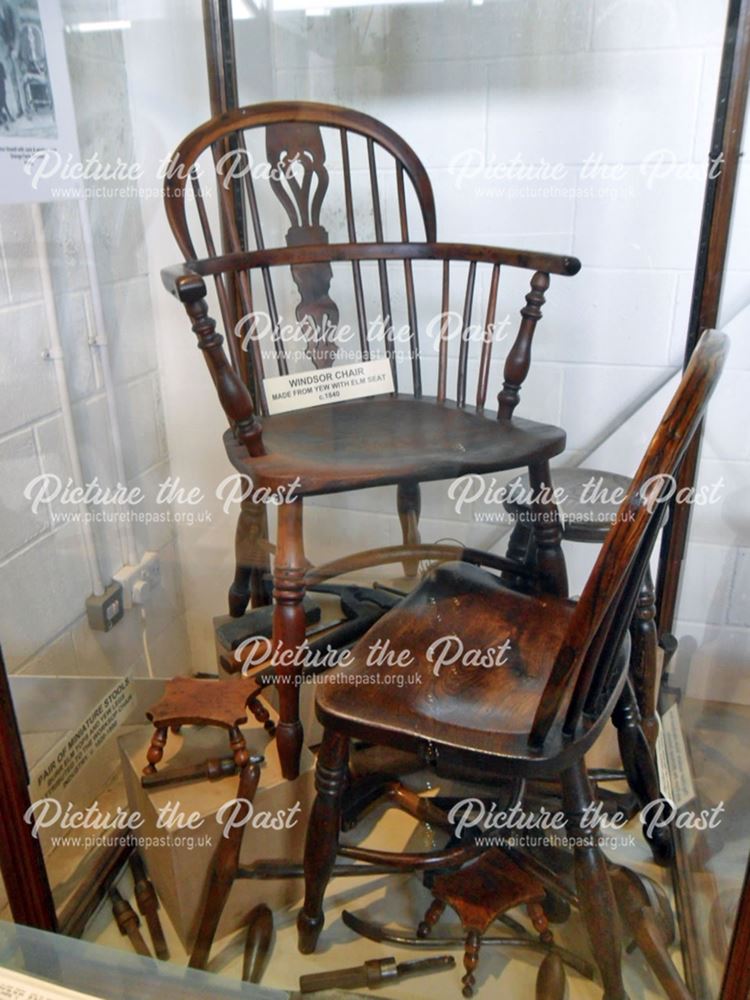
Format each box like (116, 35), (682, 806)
(162, 264), (265, 458)
(497, 270), (550, 420)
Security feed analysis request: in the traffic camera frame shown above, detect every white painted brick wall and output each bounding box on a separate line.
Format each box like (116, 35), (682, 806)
(0, 3), (190, 698)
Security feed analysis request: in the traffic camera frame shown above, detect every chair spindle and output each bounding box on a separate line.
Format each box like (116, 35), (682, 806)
(497, 270), (549, 420)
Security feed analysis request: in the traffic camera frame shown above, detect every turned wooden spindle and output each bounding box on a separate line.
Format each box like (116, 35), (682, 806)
(143, 727), (168, 776)
(184, 295), (265, 458)
(498, 270), (549, 420)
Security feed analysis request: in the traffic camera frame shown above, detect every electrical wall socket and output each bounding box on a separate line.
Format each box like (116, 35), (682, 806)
(86, 582), (125, 632)
(113, 551), (161, 609)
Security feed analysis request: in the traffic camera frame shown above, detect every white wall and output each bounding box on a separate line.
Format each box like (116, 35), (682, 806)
(0, 0), (190, 692)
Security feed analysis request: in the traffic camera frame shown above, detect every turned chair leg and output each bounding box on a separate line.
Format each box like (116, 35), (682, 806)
(143, 726), (168, 775)
(297, 730), (350, 953)
(189, 758), (260, 969)
(628, 570), (659, 749)
(397, 481), (422, 578)
(527, 900), (553, 944)
(613, 680), (674, 865)
(247, 694), (277, 737)
(561, 759), (628, 1000)
(273, 498), (306, 780)
(528, 460), (568, 598)
(417, 898), (446, 938)
(462, 928), (481, 998)
(229, 496), (271, 617)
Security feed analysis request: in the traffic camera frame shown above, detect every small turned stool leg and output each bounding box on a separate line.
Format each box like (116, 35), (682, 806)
(527, 901), (553, 944)
(273, 498), (306, 780)
(462, 929), (481, 998)
(143, 726), (168, 775)
(189, 761), (261, 970)
(228, 726), (250, 770)
(248, 695), (276, 736)
(397, 481), (422, 577)
(417, 898), (446, 938)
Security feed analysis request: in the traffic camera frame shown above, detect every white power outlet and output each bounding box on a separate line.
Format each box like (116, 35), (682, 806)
(113, 551), (161, 609)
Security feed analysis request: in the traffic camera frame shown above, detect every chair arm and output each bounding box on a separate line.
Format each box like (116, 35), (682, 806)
(183, 242), (581, 278)
(161, 262), (208, 304)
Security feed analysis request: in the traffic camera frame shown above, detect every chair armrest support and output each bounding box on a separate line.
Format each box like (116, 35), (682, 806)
(163, 263), (265, 458)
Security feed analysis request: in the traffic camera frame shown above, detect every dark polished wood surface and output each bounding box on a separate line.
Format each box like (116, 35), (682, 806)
(297, 331), (728, 1000)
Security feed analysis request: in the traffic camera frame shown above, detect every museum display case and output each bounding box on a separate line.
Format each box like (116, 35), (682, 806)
(0, 1), (748, 997)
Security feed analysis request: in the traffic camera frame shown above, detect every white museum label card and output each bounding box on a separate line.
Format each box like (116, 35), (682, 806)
(655, 703), (696, 809)
(264, 358), (394, 415)
(0, 968), (103, 1000)
(30, 677), (134, 799)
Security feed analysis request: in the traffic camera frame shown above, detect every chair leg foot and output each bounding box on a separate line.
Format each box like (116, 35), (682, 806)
(297, 730), (349, 954)
(297, 911), (325, 955)
(277, 720), (304, 781)
(562, 760), (628, 1000)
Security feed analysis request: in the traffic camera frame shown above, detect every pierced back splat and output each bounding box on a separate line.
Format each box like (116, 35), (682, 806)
(266, 122), (339, 368)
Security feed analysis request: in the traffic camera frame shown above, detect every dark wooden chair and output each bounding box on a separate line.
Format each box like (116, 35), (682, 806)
(502, 467), (669, 862)
(161, 101), (580, 780)
(295, 330), (728, 1000)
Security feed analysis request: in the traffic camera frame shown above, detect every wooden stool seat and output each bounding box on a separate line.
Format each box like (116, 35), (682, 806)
(143, 676), (274, 775)
(418, 848), (551, 996)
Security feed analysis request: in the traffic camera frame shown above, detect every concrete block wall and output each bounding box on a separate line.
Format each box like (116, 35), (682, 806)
(0, 0), (190, 689)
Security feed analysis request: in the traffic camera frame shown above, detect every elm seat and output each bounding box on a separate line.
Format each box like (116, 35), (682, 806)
(223, 396), (567, 495)
(314, 561), (586, 770)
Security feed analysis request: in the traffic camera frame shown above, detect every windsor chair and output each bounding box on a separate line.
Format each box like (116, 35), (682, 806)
(161, 101), (580, 780)
(295, 330), (728, 999)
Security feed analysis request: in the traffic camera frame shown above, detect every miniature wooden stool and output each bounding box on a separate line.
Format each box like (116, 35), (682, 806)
(143, 675), (274, 776)
(417, 848), (553, 997)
